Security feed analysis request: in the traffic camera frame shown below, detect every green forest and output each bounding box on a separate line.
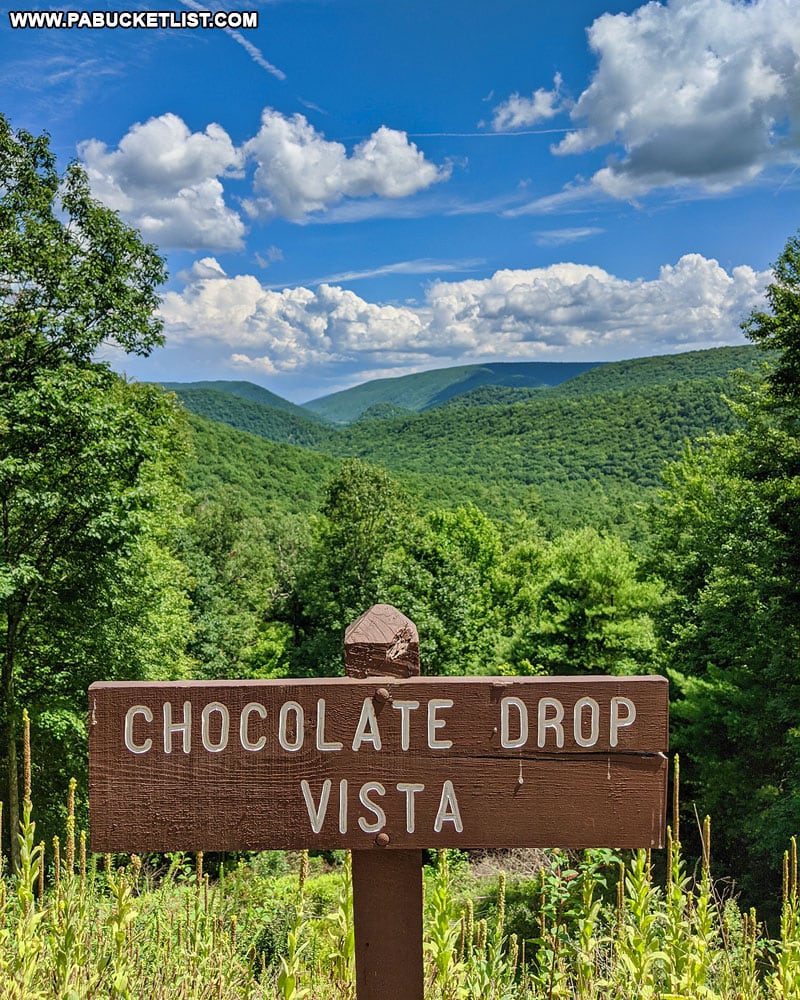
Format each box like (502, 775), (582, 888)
(3, 114), (800, 998)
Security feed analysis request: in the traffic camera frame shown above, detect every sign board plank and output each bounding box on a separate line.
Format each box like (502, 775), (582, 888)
(89, 675), (668, 853)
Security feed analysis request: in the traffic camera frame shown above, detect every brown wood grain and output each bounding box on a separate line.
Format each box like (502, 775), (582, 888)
(88, 675), (668, 853)
(345, 604), (423, 1000)
(351, 850), (424, 1000)
(344, 603), (420, 678)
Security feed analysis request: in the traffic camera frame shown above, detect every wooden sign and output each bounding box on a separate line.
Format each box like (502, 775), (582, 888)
(88, 604), (669, 1000)
(89, 673), (667, 853)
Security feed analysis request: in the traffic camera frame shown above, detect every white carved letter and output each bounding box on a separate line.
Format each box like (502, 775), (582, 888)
(392, 700), (420, 751)
(301, 779), (331, 833)
(537, 698), (564, 749)
(339, 779), (348, 834)
(500, 696), (528, 749)
(279, 701), (305, 752)
(610, 697), (636, 747)
(352, 698), (382, 751)
(124, 705), (153, 754)
(240, 702), (267, 751)
(573, 697), (600, 748)
(434, 780), (463, 833)
(358, 782), (387, 833)
(163, 701), (192, 754)
(316, 698), (343, 751)
(201, 702), (230, 753)
(396, 782), (425, 833)
(427, 699), (454, 750)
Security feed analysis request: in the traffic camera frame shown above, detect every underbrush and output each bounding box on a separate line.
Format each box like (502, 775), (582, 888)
(2, 716), (800, 998)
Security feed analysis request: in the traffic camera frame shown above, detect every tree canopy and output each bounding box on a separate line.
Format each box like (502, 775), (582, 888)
(1, 115), (189, 863)
(0, 114), (165, 369)
(652, 232), (800, 904)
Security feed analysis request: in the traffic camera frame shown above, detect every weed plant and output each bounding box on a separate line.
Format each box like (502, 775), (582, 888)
(3, 722), (800, 999)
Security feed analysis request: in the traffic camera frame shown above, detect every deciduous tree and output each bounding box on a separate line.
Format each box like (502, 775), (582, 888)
(653, 231), (800, 905)
(1, 114), (188, 865)
(499, 527), (661, 676)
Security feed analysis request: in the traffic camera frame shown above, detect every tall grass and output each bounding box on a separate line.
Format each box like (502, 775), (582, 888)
(2, 719), (800, 998)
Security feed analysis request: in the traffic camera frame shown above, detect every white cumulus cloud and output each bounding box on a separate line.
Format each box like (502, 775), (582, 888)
(79, 113), (246, 251)
(555, 0), (800, 197)
(160, 254), (769, 381)
(491, 74), (564, 131)
(243, 109), (451, 220)
(160, 260), (427, 373)
(79, 109), (451, 245)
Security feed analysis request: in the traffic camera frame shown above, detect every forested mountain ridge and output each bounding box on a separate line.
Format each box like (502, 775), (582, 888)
(161, 379), (326, 420)
(179, 358), (749, 532)
(298, 347), (763, 422)
(166, 346), (763, 438)
(302, 360), (604, 422)
(332, 376), (739, 491)
(171, 389), (332, 449)
(549, 345), (765, 396)
(171, 346), (760, 445)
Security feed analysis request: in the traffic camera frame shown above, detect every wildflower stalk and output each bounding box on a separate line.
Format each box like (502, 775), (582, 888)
(11, 710), (45, 996)
(614, 849), (665, 998)
(773, 837), (800, 999)
(105, 865), (138, 1000)
(574, 854), (602, 1000)
(425, 850), (464, 998)
(661, 824), (691, 990)
(277, 850), (310, 1000)
(325, 850), (355, 986)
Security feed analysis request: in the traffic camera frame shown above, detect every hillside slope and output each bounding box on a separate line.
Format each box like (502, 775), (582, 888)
(176, 350), (755, 533)
(550, 346), (763, 396)
(172, 388), (333, 448)
(326, 376), (741, 529)
(185, 414), (339, 516)
(162, 380), (325, 420)
(303, 361), (602, 422)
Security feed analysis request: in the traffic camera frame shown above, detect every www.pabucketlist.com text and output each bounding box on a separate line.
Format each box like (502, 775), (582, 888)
(7, 9), (258, 30)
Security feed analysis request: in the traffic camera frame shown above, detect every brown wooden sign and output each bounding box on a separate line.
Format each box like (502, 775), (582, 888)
(89, 674), (668, 854)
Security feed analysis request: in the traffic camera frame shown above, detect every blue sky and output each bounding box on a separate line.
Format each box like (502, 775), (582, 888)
(2, 0), (799, 401)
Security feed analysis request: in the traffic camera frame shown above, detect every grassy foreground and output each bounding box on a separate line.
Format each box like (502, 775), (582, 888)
(2, 722), (800, 998)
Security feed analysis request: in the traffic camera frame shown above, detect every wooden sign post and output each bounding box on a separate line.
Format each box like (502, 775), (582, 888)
(344, 605), (424, 1000)
(89, 604), (669, 1000)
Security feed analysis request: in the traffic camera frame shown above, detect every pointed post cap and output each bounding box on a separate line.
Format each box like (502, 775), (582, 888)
(344, 604), (420, 678)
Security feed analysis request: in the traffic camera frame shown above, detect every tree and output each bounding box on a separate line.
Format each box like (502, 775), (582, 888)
(653, 394), (800, 904)
(498, 527), (662, 676)
(742, 231), (800, 406)
(0, 116), (165, 370)
(1, 114), (185, 866)
(286, 459), (410, 676)
(182, 490), (295, 679)
(652, 232), (800, 905)
(389, 505), (504, 675)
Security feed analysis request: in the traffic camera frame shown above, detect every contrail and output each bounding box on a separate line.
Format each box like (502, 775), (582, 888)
(407, 128), (582, 137)
(179, 0), (286, 80)
(225, 27), (286, 80)
(337, 127), (584, 141)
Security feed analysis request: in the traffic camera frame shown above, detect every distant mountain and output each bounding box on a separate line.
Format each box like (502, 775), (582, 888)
(161, 380), (323, 421)
(330, 376), (741, 521)
(303, 361), (602, 423)
(173, 346), (767, 533)
(167, 387), (332, 449)
(549, 346), (764, 396)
